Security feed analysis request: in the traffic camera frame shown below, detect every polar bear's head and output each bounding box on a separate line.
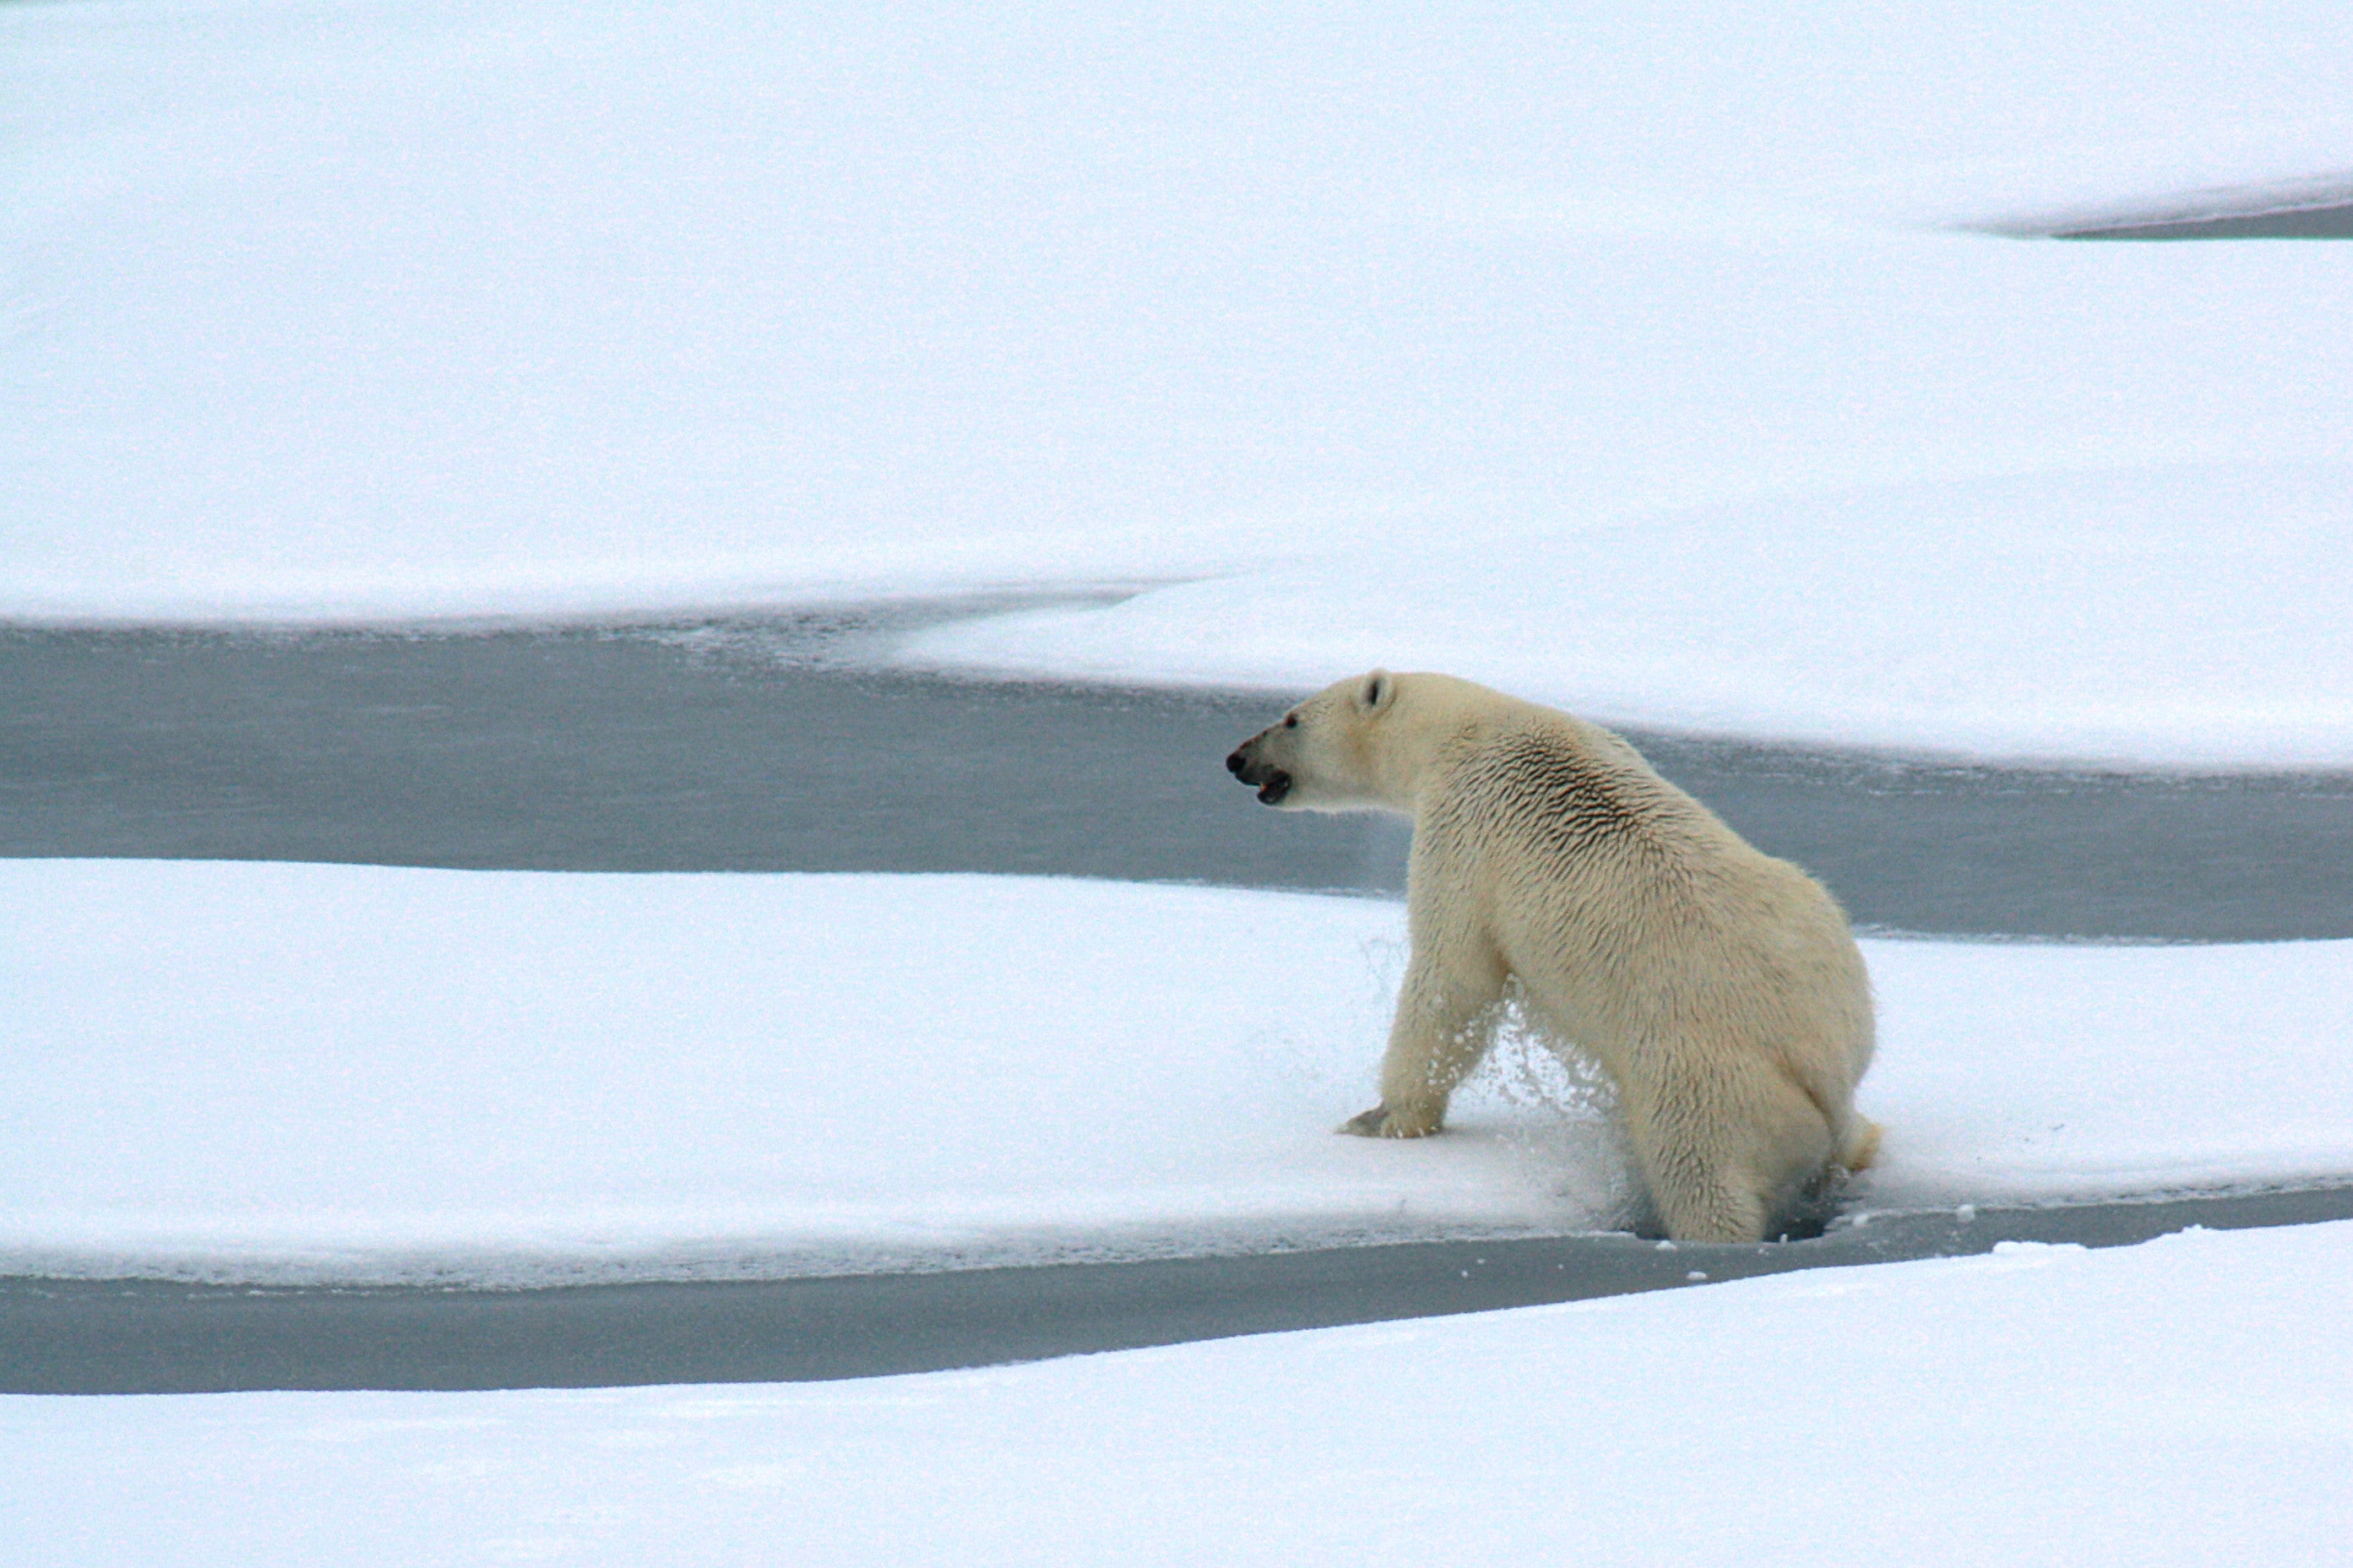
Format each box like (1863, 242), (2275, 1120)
(1225, 670), (1400, 812)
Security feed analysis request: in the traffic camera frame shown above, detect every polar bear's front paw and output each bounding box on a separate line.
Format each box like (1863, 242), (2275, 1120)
(1338, 1104), (1442, 1138)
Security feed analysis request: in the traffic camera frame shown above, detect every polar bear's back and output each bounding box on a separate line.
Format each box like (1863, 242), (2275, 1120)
(1414, 707), (1874, 1104)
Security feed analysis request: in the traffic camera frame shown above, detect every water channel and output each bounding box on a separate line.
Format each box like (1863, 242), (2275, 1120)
(8, 616), (2352, 941)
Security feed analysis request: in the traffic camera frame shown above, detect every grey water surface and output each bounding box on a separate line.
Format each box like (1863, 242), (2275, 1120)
(2057, 202), (2353, 240)
(7, 619), (2351, 941)
(6, 1186), (2349, 1394)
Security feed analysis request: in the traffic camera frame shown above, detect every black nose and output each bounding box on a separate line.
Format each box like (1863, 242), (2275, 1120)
(1225, 749), (1247, 775)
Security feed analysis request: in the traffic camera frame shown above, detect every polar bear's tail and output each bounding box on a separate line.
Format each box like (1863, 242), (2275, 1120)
(1838, 1115), (1883, 1174)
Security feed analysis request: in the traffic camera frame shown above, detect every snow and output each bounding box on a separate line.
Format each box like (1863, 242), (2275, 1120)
(903, 463), (2353, 768)
(8, 859), (2350, 1286)
(7, 3), (2353, 762)
(8, 1219), (2351, 1565)
(1862, 936), (2353, 1202)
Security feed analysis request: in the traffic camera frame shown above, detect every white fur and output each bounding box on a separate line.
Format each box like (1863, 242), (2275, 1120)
(1230, 670), (1878, 1243)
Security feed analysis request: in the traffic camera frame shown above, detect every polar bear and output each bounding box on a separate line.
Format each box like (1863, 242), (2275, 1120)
(1226, 670), (1878, 1244)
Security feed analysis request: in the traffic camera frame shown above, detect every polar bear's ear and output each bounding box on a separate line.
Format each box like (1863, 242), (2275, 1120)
(1359, 670), (1395, 713)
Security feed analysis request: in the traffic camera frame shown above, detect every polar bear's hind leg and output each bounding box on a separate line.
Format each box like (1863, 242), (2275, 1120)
(1630, 1063), (1838, 1245)
(1839, 1115), (1883, 1173)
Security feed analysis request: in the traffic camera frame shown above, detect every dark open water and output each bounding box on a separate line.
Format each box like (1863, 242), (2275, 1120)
(7, 620), (2350, 941)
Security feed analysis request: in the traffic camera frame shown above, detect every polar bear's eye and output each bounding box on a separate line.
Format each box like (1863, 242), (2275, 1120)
(1284, 714), (1298, 728)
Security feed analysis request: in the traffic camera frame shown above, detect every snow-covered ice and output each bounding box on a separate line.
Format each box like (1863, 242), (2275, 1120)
(7, 860), (2349, 1285)
(1, 861), (1559, 1283)
(7, 1219), (2350, 1566)
(905, 462), (2353, 768)
(6, 3), (2352, 762)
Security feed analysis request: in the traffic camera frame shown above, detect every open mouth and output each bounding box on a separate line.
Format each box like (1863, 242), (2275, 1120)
(1225, 746), (1291, 806)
